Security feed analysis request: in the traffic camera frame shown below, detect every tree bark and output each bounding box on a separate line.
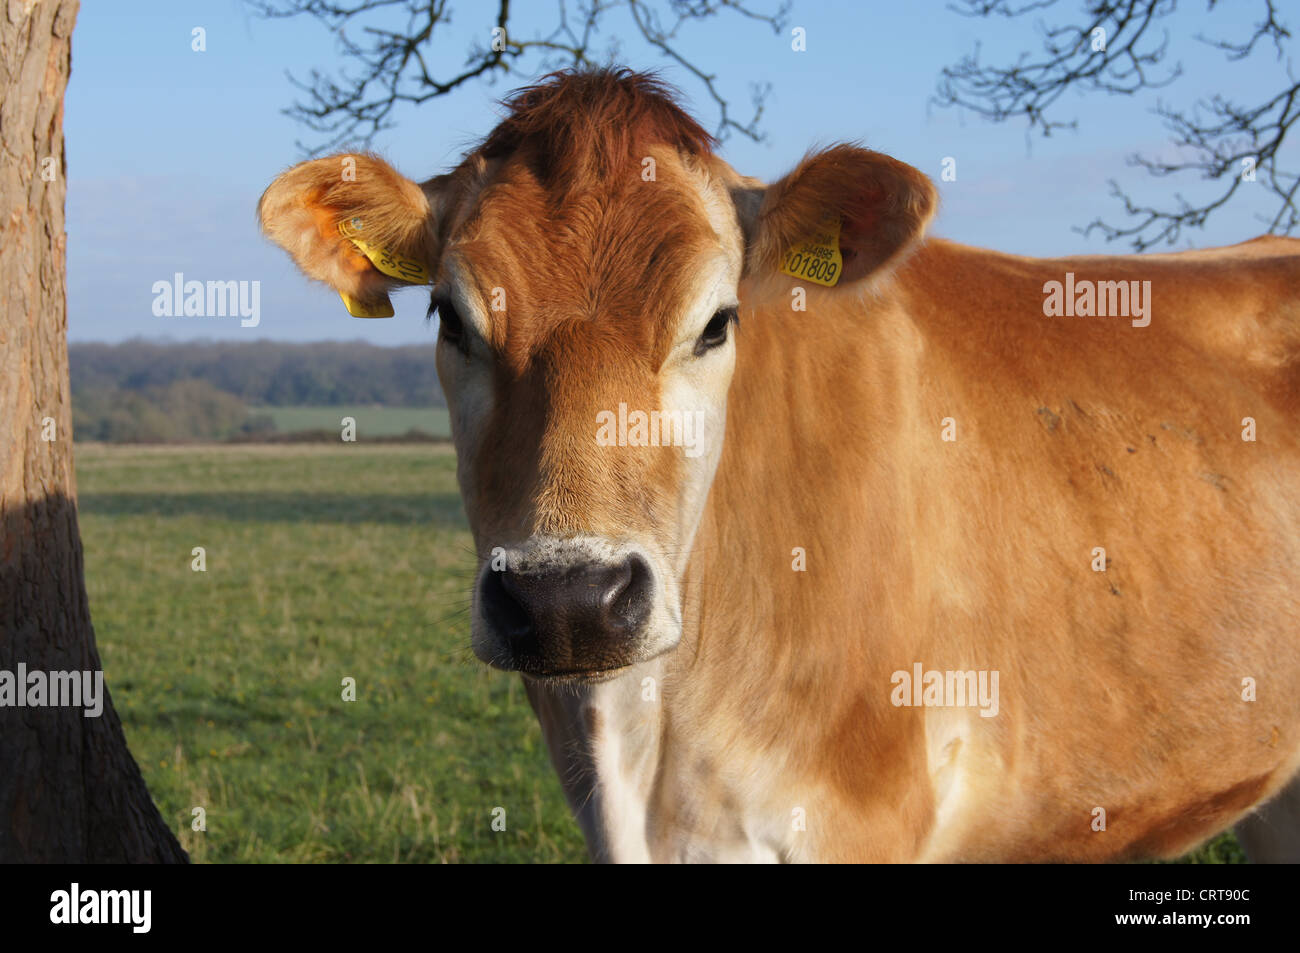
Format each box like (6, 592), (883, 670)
(0, 0), (185, 862)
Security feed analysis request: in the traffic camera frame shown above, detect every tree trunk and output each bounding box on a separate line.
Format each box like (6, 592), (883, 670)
(0, 0), (185, 862)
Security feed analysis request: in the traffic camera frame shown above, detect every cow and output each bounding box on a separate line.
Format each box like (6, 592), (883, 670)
(258, 67), (1300, 863)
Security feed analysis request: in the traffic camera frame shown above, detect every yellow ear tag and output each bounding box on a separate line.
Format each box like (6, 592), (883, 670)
(335, 218), (431, 318)
(338, 219), (431, 283)
(780, 216), (843, 287)
(338, 290), (395, 318)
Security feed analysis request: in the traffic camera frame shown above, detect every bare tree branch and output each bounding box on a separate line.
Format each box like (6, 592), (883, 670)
(937, 1), (1182, 138)
(935, 0), (1300, 250)
(247, 0), (789, 154)
(1197, 0), (1289, 59)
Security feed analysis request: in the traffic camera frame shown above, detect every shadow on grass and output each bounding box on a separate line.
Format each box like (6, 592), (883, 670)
(79, 492), (467, 526)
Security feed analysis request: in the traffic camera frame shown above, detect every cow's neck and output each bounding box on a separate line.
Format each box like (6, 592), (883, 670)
(527, 273), (933, 862)
(522, 661), (665, 862)
(659, 273), (935, 860)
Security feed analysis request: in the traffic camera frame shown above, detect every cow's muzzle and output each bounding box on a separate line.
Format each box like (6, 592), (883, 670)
(473, 544), (663, 680)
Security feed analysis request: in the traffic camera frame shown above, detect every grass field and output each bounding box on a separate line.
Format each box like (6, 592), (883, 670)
(77, 442), (582, 863)
(74, 442), (1243, 863)
(250, 405), (451, 439)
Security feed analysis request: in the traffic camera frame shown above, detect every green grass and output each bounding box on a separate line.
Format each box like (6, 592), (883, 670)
(251, 405), (451, 439)
(74, 442), (1243, 864)
(76, 443), (582, 863)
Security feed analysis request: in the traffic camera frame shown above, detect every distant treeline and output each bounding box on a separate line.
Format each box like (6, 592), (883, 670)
(71, 339), (444, 406)
(72, 379), (276, 443)
(70, 339), (445, 443)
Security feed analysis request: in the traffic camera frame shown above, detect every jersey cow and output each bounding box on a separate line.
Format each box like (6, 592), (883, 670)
(259, 68), (1300, 862)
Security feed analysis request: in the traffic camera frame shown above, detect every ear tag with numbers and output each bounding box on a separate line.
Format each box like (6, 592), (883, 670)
(336, 218), (431, 318)
(780, 216), (843, 287)
(338, 290), (394, 318)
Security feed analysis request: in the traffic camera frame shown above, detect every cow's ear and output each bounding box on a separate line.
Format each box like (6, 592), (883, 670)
(739, 144), (937, 287)
(258, 154), (441, 316)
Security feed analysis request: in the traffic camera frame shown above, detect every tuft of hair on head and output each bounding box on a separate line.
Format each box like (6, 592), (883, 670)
(478, 67), (716, 187)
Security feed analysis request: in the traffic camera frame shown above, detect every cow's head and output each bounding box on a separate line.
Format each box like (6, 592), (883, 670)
(259, 69), (935, 682)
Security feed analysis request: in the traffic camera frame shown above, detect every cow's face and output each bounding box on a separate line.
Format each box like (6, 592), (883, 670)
(432, 146), (743, 680)
(258, 73), (936, 682)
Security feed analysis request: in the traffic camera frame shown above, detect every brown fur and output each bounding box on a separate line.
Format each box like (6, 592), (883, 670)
(481, 68), (714, 189)
(685, 234), (1300, 860)
(259, 68), (1300, 862)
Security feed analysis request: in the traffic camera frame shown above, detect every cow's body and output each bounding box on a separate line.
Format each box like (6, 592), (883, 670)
(259, 68), (1300, 863)
(531, 236), (1300, 862)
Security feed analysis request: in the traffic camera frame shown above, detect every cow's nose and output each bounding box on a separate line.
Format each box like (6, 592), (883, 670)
(480, 554), (653, 669)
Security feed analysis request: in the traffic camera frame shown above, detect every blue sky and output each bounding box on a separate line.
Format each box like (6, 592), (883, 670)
(66, 0), (1297, 343)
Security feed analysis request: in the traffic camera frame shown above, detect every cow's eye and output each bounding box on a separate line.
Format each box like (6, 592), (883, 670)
(695, 307), (737, 356)
(432, 297), (467, 353)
